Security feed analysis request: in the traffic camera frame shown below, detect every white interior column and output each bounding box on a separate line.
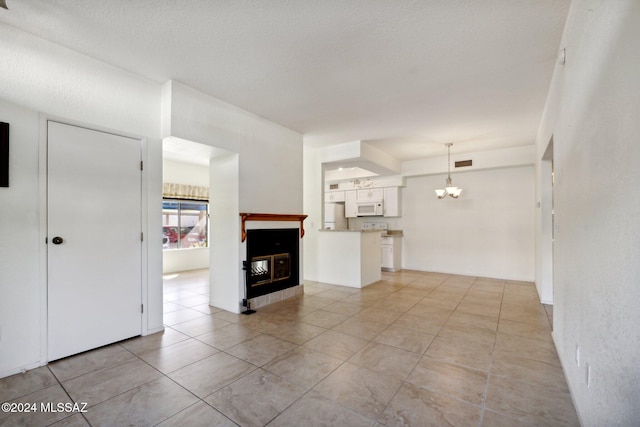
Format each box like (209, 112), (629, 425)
(209, 152), (241, 313)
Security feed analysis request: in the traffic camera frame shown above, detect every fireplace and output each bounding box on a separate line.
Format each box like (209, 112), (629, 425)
(245, 228), (299, 300)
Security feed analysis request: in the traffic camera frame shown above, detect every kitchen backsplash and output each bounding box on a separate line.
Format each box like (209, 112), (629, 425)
(361, 222), (387, 230)
(348, 217), (401, 231)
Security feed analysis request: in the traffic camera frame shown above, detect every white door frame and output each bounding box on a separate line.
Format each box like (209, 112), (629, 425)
(38, 115), (149, 364)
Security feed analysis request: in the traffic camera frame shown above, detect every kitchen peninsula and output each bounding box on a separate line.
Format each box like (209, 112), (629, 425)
(317, 229), (381, 288)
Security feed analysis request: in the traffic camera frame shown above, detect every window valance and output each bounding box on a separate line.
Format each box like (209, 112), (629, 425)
(162, 183), (209, 201)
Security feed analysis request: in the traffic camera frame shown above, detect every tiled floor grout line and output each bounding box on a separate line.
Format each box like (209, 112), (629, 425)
(190, 301), (390, 425)
(0, 271), (572, 426)
(268, 275), (531, 425)
(117, 340), (244, 426)
(475, 277), (505, 427)
(56, 343), (203, 427)
(45, 365), (94, 427)
(315, 274), (472, 425)
(299, 275), (530, 425)
(382, 276), (494, 424)
(245, 276), (425, 425)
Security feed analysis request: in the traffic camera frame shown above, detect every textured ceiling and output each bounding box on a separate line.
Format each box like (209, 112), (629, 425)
(0, 0), (570, 161)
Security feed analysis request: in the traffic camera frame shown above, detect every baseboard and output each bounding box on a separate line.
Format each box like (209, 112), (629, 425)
(0, 360), (47, 380)
(143, 326), (165, 336)
(551, 330), (586, 427)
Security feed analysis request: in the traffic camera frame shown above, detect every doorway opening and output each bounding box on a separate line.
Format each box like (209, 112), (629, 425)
(540, 137), (555, 307)
(162, 137), (211, 304)
(162, 137), (239, 314)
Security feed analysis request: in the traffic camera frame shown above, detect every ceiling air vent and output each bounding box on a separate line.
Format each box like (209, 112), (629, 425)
(329, 183), (339, 190)
(454, 160), (472, 168)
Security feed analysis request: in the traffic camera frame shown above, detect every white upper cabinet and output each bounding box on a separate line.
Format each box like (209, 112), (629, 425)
(383, 187), (401, 217)
(327, 185), (401, 218)
(325, 191), (345, 202)
(345, 190), (358, 218)
(357, 188), (384, 202)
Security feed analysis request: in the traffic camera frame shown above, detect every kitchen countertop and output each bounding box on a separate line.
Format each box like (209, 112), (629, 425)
(318, 229), (382, 232)
(319, 229), (404, 235)
(382, 230), (404, 237)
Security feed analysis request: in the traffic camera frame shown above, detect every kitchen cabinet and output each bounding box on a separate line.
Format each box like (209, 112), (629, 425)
(381, 236), (402, 271)
(381, 244), (393, 269)
(335, 187), (401, 218)
(325, 191), (345, 202)
(357, 188), (384, 202)
(383, 187), (401, 217)
(345, 190), (357, 218)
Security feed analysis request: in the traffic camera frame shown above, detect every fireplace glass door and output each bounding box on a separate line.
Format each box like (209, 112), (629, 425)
(246, 228), (299, 299)
(249, 253), (290, 287)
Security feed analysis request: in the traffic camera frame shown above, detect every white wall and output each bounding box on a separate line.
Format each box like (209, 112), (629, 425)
(163, 81), (303, 214)
(0, 24), (163, 377)
(162, 159), (210, 273)
(163, 81), (304, 313)
(163, 247), (209, 274)
(163, 158), (210, 187)
(402, 145), (535, 177)
(0, 100), (41, 375)
(0, 24), (159, 138)
(399, 166), (535, 281)
(535, 1), (640, 424)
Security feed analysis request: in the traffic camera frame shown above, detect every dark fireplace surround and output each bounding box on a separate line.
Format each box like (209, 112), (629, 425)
(239, 213), (307, 307)
(245, 228), (300, 300)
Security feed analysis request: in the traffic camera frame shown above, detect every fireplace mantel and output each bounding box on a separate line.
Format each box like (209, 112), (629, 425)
(239, 213), (308, 242)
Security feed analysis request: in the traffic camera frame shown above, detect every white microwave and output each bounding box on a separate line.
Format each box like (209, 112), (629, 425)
(356, 201), (383, 216)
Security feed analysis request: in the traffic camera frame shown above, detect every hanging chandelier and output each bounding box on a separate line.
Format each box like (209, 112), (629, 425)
(435, 143), (462, 199)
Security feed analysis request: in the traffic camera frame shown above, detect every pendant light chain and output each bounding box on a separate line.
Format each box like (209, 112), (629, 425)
(435, 143), (462, 199)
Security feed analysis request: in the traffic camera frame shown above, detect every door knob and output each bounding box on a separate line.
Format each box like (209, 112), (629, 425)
(52, 236), (64, 245)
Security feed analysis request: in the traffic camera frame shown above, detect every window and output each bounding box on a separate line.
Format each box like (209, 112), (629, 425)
(162, 200), (208, 250)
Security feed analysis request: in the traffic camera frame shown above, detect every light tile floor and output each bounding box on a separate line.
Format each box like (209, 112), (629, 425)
(0, 269), (579, 426)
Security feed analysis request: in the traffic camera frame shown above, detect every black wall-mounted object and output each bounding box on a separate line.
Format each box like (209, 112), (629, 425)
(0, 122), (8, 187)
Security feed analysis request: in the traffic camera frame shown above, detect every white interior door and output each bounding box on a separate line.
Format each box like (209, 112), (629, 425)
(47, 121), (142, 361)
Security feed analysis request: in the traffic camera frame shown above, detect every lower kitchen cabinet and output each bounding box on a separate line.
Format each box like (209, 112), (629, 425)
(381, 236), (402, 271)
